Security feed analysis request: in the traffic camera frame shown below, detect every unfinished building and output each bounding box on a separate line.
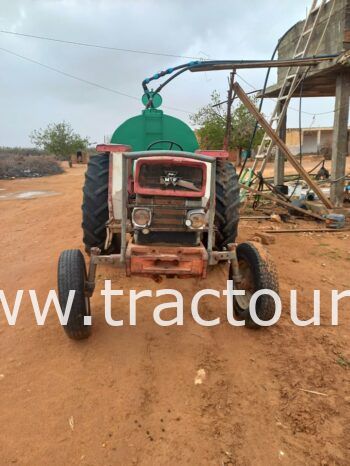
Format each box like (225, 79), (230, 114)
(263, 0), (350, 206)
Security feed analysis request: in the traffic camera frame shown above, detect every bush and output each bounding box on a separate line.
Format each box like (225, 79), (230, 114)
(0, 154), (64, 179)
(0, 146), (44, 157)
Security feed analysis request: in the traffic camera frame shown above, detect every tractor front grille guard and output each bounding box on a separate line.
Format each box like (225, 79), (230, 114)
(121, 150), (217, 264)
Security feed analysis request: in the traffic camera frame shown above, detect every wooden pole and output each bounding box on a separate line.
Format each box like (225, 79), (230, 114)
(239, 183), (327, 222)
(265, 228), (350, 234)
(233, 82), (334, 209)
(223, 72), (235, 151)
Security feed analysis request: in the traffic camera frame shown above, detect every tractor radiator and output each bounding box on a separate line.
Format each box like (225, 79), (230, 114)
(133, 195), (200, 245)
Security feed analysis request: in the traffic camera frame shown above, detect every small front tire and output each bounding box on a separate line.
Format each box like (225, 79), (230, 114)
(57, 249), (91, 340)
(230, 242), (279, 329)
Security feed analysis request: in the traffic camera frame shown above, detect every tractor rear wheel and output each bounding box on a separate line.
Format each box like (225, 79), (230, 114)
(215, 160), (240, 249)
(82, 153), (120, 254)
(57, 249), (91, 340)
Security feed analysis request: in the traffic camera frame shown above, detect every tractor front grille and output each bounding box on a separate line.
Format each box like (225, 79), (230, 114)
(132, 195), (201, 245)
(135, 196), (187, 231)
(152, 206), (187, 230)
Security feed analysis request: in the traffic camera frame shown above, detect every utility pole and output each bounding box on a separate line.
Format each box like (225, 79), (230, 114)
(223, 71), (235, 152)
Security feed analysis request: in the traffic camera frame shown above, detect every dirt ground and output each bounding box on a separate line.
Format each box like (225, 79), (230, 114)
(0, 162), (350, 466)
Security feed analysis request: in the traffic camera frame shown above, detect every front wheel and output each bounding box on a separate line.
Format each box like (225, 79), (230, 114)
(57, 249), (91, 340)
(230, 242), (279, 329)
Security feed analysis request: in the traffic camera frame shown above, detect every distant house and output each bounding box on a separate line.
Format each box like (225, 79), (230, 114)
(286, 127), (350, 157)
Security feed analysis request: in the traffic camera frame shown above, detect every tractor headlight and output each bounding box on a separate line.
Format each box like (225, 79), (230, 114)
(132, 208), (152, 228)
(185, 209), (206, 229)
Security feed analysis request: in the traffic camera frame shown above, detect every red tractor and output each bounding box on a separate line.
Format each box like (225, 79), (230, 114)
(57, 63), (278, 339)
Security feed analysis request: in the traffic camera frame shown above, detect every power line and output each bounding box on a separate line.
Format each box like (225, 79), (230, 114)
(236, 73), (314, 115)
(3, 36), (339, 120)
(0, 46), (139, 99)
(0, 29), (199, 60)
(1, 29), (343, 117)
(0, 46), (191, 114)
(3, 30), (338, 117)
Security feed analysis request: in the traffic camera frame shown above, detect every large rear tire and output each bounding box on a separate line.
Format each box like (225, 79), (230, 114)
(215, 160), (240, 249)
(57, 249), (91, 340)
(82, 153), (120, 254)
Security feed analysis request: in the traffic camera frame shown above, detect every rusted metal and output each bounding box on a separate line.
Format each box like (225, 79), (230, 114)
(133, 156), (207, 198)
(96, 144), (131, 153)
(209, 250), (236, 265)
(239, 183), (327, 221)
(122, 150), (218, 265)
(125, 241), (208, 278)
(86, 249), (123, 297)
(195, 150), (229, 159)
(227, 243), (242, 284)
(105, 218), (121, 233)
(91, 254), (123, 265)
(85, 247), (100, 297)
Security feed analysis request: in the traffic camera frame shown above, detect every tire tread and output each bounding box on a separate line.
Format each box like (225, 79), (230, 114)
(215, 161), (240, 248)
(57, 249), (91, 340)
(235, 241), (279, 329)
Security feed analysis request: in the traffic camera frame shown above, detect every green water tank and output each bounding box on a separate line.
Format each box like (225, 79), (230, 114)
(111, 108), (199, 152)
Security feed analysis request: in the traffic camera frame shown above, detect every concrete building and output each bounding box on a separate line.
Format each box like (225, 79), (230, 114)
(286, 127), (350, 156)
(263, 0), (350, 206)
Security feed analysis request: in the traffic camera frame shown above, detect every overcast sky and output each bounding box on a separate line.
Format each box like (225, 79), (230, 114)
(0, 0), (337, 147)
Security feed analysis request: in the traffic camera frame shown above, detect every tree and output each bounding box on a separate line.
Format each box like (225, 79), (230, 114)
(190, 91), (226, 149)
(190, 91), (264, 152)
(231, 100), (264, 151)
(30, 122), (90, 161)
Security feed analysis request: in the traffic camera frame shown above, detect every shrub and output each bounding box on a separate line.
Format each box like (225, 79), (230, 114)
(0, 154), (64, 179)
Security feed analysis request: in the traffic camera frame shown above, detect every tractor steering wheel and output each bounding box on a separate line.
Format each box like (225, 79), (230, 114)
(147, 140), (184, 151)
